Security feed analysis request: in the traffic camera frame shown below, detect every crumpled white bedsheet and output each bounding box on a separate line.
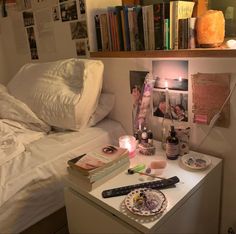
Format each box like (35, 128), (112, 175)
(0, 119), (45, 166)
(0, 118), (126, 234)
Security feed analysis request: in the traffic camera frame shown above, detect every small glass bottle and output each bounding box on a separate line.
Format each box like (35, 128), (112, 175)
(141, 127), (148, 144)
(166, 125), (179, 160)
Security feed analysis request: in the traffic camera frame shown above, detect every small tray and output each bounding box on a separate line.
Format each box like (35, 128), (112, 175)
(124, 188), (167, 216)
(181, 153), (211, 170)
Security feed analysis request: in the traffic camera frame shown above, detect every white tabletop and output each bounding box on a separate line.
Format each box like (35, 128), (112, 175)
(68, 141), (222, 233)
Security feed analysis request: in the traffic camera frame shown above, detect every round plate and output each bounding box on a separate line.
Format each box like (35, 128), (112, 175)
(181, 153), (211, 170)
(124, 188), (167, 216)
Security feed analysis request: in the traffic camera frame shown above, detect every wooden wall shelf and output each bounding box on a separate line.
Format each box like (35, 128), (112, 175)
(90, 48), (236, 58)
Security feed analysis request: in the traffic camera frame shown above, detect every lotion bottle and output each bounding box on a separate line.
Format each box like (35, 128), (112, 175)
(166, 125), (179, 160)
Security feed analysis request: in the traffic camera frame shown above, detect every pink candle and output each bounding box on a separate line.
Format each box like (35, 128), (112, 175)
(119, 135), (136, 158)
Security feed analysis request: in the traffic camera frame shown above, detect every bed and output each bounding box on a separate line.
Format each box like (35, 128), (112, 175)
(0, 58), (126, 233)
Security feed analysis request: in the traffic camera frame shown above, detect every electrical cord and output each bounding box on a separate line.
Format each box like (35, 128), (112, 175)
(195, 81), (236, 151)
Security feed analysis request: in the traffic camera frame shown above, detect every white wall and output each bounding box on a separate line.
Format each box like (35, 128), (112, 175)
(1, 2), (236, 234)
(100, 57), (236, 234)
(0, 34), (10, 84)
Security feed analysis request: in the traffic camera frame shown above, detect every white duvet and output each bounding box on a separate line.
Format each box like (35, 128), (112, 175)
(0, 119), (45, 166)
(0, 84), (49, 172)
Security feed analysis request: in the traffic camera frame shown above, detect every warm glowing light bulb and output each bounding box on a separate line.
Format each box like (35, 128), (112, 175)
(178, 76), (182, 81)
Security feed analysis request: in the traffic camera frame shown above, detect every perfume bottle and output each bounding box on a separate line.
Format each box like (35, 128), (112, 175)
(166, 125), (179, 160)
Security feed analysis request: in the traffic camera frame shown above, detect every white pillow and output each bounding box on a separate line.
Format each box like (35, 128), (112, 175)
(7, 58), (104, 130)
(88, 93), (115, 126)
(0, 84), (50, 132)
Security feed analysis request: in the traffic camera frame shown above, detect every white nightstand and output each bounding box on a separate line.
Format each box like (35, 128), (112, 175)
(64, 141), (222, 234)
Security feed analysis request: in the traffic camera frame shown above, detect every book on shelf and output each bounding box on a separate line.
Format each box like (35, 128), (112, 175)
(153, 3), (165, 50)
(94, 2), (197, 52)
(170, 0), (195, 50)
(121, 6), (131, 51)
(142, 5), (149, 50)
(67, 145), (129, 176)
(178, 18), (188, 49)
(188, 17), (197, 49)
(94, 15), (102, 51)
(134, 5), (145, 51)
(146, 5), (155, 50)
(100, 13), (110, 51)
(67, 161), (129, 191)
(163, 2), (170, 50)
(115, 6), (125, 51)
(128, 7), (136, 51)
(107, 7), (117, 51)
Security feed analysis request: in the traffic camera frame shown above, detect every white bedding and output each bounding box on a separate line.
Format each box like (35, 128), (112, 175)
(0, 119), (46, 167)
(0, 118), (126, 233)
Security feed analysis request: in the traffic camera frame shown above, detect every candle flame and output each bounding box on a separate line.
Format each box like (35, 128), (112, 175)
(165, 80), (168, 90)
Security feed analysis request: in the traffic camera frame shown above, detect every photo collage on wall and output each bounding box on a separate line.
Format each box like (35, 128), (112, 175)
(15, 0), (89, 60)
(59, 0), (89, 57)
(152, 60), (189, 122)
(22, 4), (39, 60)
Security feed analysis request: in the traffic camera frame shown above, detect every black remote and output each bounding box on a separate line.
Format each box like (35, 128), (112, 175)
(102, 176), (180, 198)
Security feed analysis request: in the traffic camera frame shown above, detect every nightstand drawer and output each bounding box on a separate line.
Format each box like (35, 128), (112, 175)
(64, 187), (139, 234)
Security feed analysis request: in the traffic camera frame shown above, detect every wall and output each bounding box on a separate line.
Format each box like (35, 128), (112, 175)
(0, 2), (236, 234)
(0, 35), (10, 84)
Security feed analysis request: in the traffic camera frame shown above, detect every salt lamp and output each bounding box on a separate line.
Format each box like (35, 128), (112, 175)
(196, 10), (225, 48)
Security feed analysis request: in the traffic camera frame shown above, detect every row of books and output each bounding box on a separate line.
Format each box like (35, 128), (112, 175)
(94, 1), (196, 52)
(67, 145), (130, 191)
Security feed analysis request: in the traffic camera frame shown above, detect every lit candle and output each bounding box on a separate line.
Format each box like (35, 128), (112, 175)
(119, 135), (136, 158)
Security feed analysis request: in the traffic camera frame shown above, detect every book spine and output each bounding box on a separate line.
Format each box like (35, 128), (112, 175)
(163, 2), (170, 50)
(106, 13), (112, 51)
(89, 158), (130, 182)
(164, 19), (170, 50)
(146, 5), (155, 50)
(128, 7), (136, 51)
(113, 12), (120, 51)
(120, 9), (127, 51)
(142, 6), (149, 50)
(153, 3), (164, 50)
(188, 17), (197, 49)
(115, 6), (125, 51)
(68, 162), (129, 191)
(183, 18), (188, 49)
(135, 5), (145, 51)
(173, 1), (195, 50)
(100, 14), (110, 51)
(107, 8), (115, 51)
(169, 1), (174, 50)
(94, 15), (102, 51)
(133, 7), (139, 51)
(123, 6), (131, 51)
(178, 18), (183, 49)
(173, 1), (179, 50)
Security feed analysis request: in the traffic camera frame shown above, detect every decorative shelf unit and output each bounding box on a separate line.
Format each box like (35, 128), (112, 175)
(90, 48), (236, 58)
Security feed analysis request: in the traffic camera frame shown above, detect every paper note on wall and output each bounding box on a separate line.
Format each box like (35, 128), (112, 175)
(192, 73), (231, 128)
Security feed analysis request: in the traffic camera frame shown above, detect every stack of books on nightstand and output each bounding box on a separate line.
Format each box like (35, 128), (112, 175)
(67, 145), (130, 191)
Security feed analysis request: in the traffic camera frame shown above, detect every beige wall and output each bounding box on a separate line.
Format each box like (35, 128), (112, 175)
(0, 35), (10, 85)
